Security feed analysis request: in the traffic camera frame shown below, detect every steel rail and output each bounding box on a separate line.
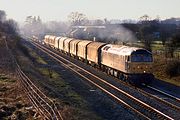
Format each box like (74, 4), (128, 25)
(4, 37), (63, 120)
(147, 85), (180, 102)
(137, 84), (180, 111)
(17, 65), (53, 119)
(31, 40), (150, 120)
(16, 63), (64, 120)
(32, 40), (174, 120)
(17, 70), (48, 120)
(22, 69), (63, 120)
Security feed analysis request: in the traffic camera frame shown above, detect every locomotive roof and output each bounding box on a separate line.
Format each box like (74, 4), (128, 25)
(102, 44), (151, 56)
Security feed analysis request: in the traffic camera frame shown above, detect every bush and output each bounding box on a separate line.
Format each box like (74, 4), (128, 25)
(165, 60), (180, 78)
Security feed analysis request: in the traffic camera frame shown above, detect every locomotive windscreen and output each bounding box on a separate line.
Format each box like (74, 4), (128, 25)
(131, 50), (152, 62)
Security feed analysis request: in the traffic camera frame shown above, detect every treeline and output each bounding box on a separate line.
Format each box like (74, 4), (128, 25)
(122, 19), (180, 53)
(21, 16), (68, 39)
(21, 12), (180, 58)
(0, 10), (19, 36)
(0, 10), (21, 52)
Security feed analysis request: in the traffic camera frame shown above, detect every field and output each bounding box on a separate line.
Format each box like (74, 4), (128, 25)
(151, 42), (180, 86)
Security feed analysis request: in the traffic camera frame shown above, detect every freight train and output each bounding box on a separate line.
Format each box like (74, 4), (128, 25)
(42, 35), (154, 86)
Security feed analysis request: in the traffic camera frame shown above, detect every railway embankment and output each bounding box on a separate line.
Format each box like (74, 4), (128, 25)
(0, 37), (35, 119)
(0, 74), (35, 119)
(15, 39), (140, 119)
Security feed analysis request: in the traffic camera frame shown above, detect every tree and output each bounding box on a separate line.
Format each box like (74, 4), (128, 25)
(0, 10), (19, 36)
(159, 24), (177, 45)
(166, 33), (180, 58)
(25, 16), (33, 24)
(138, 15), (160, 51)
(22, 16), (44, 36)
(139, 14), (150, 24)
(68, 12), (87, 26)
(4, 19), (19, 34)
(0, 10), (6, 22)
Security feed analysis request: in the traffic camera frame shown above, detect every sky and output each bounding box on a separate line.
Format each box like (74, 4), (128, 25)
(0, 0), (180, 23)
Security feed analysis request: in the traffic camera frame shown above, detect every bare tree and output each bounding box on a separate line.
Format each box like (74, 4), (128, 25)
(68, 12), (87, 26)
(22, 16), (44, 37)
(139, 14), (151, 24)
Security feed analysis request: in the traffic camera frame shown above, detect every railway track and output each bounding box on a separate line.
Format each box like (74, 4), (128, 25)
(140, 85), (180, 110)
(4, 37), (63, 120)
(105, 69), (180, 116)
(16, 64), (63, 120)
(29, 39), (175, 120)
(147, 85), (180, 102)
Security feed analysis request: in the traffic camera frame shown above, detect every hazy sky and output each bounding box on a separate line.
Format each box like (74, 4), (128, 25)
(0, 0), (179, 23)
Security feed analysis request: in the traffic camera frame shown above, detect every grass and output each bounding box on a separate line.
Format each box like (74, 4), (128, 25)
(31, 51), (47, 64)
(153, 56), (180, 86)
(151, 44), (165, 51)
(37, 67), (85, 105)
(22, 45), (86, 108)
(0, 74), (15, 83)
(27, 47), (47, 65)
(38, 68), (59, 79)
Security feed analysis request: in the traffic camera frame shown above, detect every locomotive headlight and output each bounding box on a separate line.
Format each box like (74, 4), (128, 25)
(144, 71), (146, 73)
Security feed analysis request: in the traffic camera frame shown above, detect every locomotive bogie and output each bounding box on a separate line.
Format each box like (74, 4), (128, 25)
(126, 73), (153, 86)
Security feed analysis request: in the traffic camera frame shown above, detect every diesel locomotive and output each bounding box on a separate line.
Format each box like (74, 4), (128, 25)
(43, 35), (154, 86)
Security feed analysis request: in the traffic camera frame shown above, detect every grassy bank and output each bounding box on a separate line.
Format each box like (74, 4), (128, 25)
(16, 41), (103, 120)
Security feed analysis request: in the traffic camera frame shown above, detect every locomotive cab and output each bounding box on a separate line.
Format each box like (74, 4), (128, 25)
(128, 49), (153, 73)
(127, 49), (154, 85)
